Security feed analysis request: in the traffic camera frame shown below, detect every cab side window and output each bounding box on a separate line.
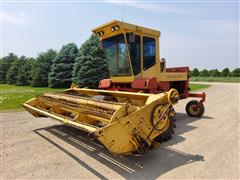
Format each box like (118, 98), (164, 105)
(143, 36), (156, 70)
(127, 33), (141, 75)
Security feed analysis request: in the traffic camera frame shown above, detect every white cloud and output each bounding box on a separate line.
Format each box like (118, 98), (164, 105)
(105, 0), (192, 14)
(2, 11), (33, 25)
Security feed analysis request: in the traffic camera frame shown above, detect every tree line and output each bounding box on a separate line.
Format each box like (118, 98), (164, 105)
(0, 34), (109, 88)
(0, 34), (239, 88)
(190, 68), (240, 77)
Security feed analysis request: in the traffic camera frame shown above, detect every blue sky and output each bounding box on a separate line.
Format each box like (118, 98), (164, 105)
(1, 0), (239, 70)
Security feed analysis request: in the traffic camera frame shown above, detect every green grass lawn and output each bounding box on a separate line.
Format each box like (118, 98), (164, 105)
(190, 76), (240, 83)
(189, 84), (210, 91)
(0, 83), (209, 112)
(0, 84), (64, 112)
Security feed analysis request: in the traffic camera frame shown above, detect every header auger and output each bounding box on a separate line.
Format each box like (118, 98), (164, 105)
(23, 20), (206, 154)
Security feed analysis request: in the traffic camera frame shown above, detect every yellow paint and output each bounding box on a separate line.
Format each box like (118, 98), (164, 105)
(23, 88), (179, 154)
(160, 72), (188, 81)
(111, 76), (134, 83)
(93, 20), (188, 82)
(23, 21), (186, 155)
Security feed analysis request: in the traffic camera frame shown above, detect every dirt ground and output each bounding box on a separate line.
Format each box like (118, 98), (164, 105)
(1, 82), (239, 179)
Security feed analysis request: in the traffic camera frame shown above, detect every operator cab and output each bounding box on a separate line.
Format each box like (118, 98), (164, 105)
(92, 20), (161, 83)
(91, 21), (205, 118)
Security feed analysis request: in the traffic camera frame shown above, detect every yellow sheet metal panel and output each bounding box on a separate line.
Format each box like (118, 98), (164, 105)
(92, 20), (160, 38)
(141, 65), (159, 79)
(95, 122), (138, 154)
(160, 72), (188, 81)
(110, 76), (134, 83)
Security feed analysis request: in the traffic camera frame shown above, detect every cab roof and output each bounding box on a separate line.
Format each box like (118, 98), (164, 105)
(92, 20), (161, 37)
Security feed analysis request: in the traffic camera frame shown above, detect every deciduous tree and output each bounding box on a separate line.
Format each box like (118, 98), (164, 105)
(209, 69), (220, 77)
(200, 69), (209, 77)
(230, 68), (240, 77)
(190, 68), (200, 77)
(221, 68), (230, 77)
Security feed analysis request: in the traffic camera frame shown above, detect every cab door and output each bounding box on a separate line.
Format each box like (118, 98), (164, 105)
(126, 32), (142, 78)
(141, 35), (160, 80)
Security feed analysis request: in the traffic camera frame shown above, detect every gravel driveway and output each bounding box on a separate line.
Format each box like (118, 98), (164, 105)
(1, 82), (239, 179)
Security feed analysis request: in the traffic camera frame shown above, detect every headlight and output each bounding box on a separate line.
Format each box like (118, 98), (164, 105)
(111, 25), (120, 32)
(97, 31), (104, 36)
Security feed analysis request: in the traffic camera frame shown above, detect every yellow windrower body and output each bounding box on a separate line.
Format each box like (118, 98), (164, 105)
(92, 20), (188, 83)
(23, 88), (179, 154)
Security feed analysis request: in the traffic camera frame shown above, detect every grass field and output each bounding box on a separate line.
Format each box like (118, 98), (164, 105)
(190, 76), (240, 83)
(189, 84), (210, 91)
(0, 85), (64, 111)
(0, 84), (209, 112)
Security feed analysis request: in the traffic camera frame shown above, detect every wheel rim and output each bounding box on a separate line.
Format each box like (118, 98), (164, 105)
(189, 104), (201, 115)
(152, 105), (170, 131)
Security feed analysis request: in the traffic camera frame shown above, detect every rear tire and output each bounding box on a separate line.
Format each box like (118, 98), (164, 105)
(185, 100), (205, 117)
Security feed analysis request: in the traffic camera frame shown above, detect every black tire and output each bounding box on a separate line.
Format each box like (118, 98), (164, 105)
(103, 96), (118, 102)
(155, 116), (176, 143)
(185, 100), (205, 117)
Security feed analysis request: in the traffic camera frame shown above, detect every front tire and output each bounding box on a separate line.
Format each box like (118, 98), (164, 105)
(185, 100), (205, 117)
(155, 116), (176, 143)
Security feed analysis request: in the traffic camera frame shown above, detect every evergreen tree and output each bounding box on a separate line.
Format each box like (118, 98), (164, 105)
(32, 49), (57, 87)
(221, 68), (230, 77)
(7, 58), (21, 84)
(16, 57), (34, 86)
(0, 53), (18, 83)
(48, 43), (78, 88)
(72, 34), (109, 88)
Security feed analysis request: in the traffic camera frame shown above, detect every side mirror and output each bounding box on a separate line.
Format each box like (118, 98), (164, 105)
(129, 32), (135, 43)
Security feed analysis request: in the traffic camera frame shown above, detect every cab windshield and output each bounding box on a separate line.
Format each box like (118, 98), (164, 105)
(102, 34), (132, 77)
